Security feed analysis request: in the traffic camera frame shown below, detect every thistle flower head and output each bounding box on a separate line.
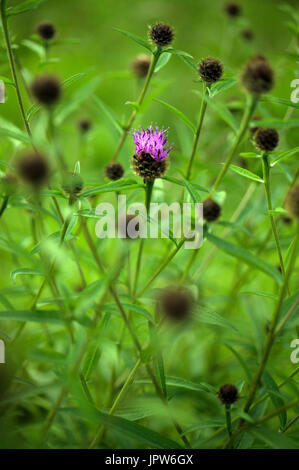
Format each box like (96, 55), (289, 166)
(158, 286), (194, 321)
(224, 3), (242, 17)
(37, 22), (56, 40)
(241, 55), (274, 95)
(131, 54), (151, 78)
(149, 22), (174, 47)
(198, 57), (223, 84)
(254, 128), (279, 152)
(131, 125), (172, 163)
(203, 198), (221, 222)
(105, 162), (124, 181)
(17, 152), (50, 187)
(31, 75), (61, 106)
(131, 125), (172, 181)
(218, 384), (239, 405)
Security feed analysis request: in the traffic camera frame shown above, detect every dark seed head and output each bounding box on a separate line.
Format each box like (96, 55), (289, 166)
(159, 286), (194, 321)
(241, 55), (274, 94)
(224, 3), (242, 17)
(17, 153), (49, 187)
(203, 198), (221, 222)
(31, 75), (61, 106)
(78, 119), (92, 133)
(62, 173), (84, 195)
(131, 152), (168, 181)
(254, 128), (279, 152)
(218, 384), (239, 405)
(37, 22), (56, 40)
(105, 162), (124, 181)
(131, 54), (151, 78)
(281, 215), (292, 225)
(149, 22), (174, 47)
(241, 29), (254, 41)
(286, 185), (299, 219)
(198, 58), (223, 84)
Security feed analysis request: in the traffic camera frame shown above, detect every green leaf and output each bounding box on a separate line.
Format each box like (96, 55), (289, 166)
(263, 371), (287, 429)
(0, 127), (31, 143)
(252, 119), (299, 129)
(0, 310), (62, 324)
(206, 232), (283, 285)
(262, 95), (299, 110)
(162, 176), (208, 193)
(193, 89), (238, 133)
(181, 177), (202, 203)
(271, 147), (299, 166)
(21, 39), (45, 60)
(164, 48), (193, 59)
(6, 0), (47, 16)
(199, 309), (239, 333)
(113, 28), (153, 52)
(154, 99), (195, 132)
(165, 376), (217, 394)
(230, 165), (264, 183)
(81, 179), (143, 197)
(79, 407), (182, 448)
(63, 73), (88, 89)
(28, 349), (66, 363)
(10, 268), (44, 284)
(55, 77), (101, 125)
(178, 55), (197, 72)
(92, 96), (122, 135)
(0, 75), (15, 87)
(239, 152), (261, 159)
(249, 427), (299, 449)
(26, 103), (40, 121)
(209, 78), (237, 97)
(155, 52), (171, 72)
(223, 342), (253, 382)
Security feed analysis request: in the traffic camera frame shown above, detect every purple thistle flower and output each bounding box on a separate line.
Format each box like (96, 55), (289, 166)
(131, 125), (173, 162)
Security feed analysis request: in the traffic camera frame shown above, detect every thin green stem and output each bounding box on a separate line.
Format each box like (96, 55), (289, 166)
(136, 237), (186, 298)
(262, 153), (288, 290)
(88, 358), (142, 449)
(112, 48), (161, 162)
(133, 179), (154, 294)
(209, 94), (259, 198)
(225, 405), (232, 437)
(0, 0), (31, 138)
(186, 84), (209, 180)
(242, 221), (299, 416)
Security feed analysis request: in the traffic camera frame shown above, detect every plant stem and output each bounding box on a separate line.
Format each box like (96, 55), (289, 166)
(88, 358), (142, 449)
(0, 195), (9, 218)
(225, 405), (232, 437)
(0, 0), (31, 137)
(81, 219), (190, 447)
(242, 221), (299, 416)
(209, 94), (259, 198)
(136, 237), (186, 298)
(112, 48), (161, 162)
(262, 153), (288, 290)
(186, 84), (209, 180)
(133, 179), (154, 294)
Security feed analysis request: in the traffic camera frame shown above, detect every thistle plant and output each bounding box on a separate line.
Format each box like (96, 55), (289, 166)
(0, 0), (299, 453)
